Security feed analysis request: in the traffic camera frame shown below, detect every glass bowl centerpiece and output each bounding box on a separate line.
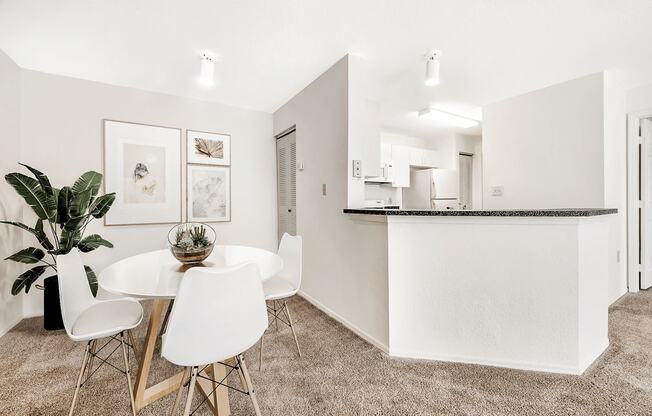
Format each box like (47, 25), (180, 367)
(168, 222), (216, 265)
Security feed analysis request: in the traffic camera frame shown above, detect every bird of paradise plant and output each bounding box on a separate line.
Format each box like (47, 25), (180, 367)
(1, 164), (115, 296)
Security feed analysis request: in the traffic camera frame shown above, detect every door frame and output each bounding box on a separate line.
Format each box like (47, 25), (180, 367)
(275, 125), (297, 242)
(626, 111), (652, 292)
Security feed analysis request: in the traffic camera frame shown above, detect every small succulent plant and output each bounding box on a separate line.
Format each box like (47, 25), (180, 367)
(173, 224), (211, 251)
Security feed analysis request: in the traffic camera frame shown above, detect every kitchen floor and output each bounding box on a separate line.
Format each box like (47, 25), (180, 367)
(0, 292), (650, 415)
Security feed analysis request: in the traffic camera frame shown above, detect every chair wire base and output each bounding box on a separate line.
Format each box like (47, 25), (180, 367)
(172, 354), (261, 416)
(259, 299), (302, 370)
(69, 331), (137, 416)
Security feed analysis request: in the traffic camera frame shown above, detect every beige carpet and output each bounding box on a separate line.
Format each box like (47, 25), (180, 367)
(0, 291), (651, 416)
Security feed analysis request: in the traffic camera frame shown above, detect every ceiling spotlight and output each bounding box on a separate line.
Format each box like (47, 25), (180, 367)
(198, 52), (215, 87)
(418, 108), (479, 128)
(424, 50), (442, 87)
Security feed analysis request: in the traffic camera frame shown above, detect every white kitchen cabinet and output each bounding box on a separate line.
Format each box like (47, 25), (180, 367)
(409, 148), (440, 168)
(390, 145), (410, 187)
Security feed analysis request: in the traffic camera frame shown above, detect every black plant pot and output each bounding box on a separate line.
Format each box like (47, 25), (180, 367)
(43, 275), (64, 331)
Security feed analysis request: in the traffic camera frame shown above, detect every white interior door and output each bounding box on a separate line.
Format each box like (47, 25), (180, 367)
(277, 130), (297, 241)
(641, 118), (652, 289)
(459, 154), (473, 209)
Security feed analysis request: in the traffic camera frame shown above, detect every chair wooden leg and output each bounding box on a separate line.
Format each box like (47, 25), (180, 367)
(69, 341), (91, 416)
(284, 301), (302, 357)
(258, 335), (264, 371)
(120, 332), (137, 416)
(85, 339), (96, 381)
(237, 354), (261, 416)
(183, 367), (199, 416)
(171, 367), (190, 415)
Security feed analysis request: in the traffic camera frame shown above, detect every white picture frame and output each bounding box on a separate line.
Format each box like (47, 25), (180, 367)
(187, 165), (231, 223)
(103, 119), (182, 225)
(186, 130), (230, 166)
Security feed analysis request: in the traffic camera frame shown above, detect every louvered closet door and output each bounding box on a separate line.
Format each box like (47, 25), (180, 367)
(277, 131), (297, 241)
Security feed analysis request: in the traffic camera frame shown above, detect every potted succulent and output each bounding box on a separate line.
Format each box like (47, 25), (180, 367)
(168, 222), (216, 265)
(1, 164), (115, 330)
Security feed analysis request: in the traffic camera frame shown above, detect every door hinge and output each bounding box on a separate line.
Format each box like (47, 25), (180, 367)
(639, 200), (644, 208)
(638, 263), (643, 273)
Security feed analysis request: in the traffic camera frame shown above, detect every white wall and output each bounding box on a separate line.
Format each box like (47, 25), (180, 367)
(483, 72), (627, 304)
(16, 69), (277, 316)
(0, 50), (24, 335)
(603, 71), (627, 302)
(482, 73), (605, 209)
(274, 55), (389, 349)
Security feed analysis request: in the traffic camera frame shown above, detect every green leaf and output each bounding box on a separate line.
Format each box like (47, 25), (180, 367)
(0, 220), (54, 251)
(57, 186), (73, 225)
(89, 193), (115, 219)
(5, 247), (45, 264)
(84, 265), (98, 297)
(72, 171), (102, 197)
(11, 265), (47, 295)
(5, 172), (56, 220)
(59, 226), (82, 254)
(19, 163), (53, 196)
(69, 188), (92, 218)
(33, 219), (54, 251)
(77, 234), (113, 253)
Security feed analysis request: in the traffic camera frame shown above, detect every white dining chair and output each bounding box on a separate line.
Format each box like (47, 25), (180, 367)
(57, 250), (143, 416)
(258, 233), (302, 370)
(162, 263), (268, 416)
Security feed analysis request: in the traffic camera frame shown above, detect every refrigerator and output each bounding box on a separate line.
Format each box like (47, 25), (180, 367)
(402, 168), (459, 210)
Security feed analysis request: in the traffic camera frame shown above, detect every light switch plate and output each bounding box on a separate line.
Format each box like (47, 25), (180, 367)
(322, 183), (327, 196)
(352, 160), (362, 178)
(491, 186), (504, 196)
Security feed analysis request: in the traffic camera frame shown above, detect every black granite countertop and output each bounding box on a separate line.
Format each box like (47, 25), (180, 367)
(343, 208), (618, 217)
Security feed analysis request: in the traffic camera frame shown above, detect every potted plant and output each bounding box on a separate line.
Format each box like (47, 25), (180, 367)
(1, 164), (115, 330)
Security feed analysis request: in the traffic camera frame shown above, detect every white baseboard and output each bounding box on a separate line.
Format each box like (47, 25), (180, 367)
(297, 290), (389, 353)
(388, 348), (590, 375)
(0, 315), (22, 338)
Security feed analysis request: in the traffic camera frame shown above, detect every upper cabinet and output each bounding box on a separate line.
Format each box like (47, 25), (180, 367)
(410, 148), (440, 168)
(391, 145), (411, 187)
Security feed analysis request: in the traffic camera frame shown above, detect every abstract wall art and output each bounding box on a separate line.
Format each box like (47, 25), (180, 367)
(103, 120), (181, 225)
(186, 130), (230, 166)
(187, 165), (230, 222)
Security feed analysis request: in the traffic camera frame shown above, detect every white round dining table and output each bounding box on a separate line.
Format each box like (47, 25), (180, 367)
(97, 245), (282, 415)
(99, 245), (283, 299)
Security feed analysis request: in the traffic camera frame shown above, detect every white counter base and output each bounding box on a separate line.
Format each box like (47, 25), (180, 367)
(386, 215), (610, 375)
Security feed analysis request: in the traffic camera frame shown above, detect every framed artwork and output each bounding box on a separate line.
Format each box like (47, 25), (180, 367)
(103, 119), (182, 225)
(187, 165), (231, 222)
(186, 130), (230, 166)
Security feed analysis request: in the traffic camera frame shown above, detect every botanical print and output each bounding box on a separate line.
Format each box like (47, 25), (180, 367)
(123, 143), (166, 203)
(194, 137), (223, 159)
(186, 130), (230, 166)
(189, 166), (230, 222)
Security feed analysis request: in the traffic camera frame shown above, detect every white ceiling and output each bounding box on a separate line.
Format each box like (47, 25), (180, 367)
(2, 0), (652, 137)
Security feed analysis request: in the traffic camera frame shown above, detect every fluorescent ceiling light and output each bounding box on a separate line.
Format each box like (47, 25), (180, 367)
(424, 50), (441, 87)
(198, 52), (215, 86)
(418, 108), (479, 128)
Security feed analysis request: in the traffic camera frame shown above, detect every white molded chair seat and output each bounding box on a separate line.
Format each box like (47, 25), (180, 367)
(58, 250), (143, 416)
(263, 276), (297, 301)
(259, 233), (302, 370)
(161, 263), (267, 416)
(71, 299), (143, 341)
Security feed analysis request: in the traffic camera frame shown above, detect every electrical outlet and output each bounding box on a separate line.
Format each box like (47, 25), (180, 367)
(352, 160), (362, 178)
(322, 183), (327, 196)
(491, 186), (504, 197)
(617, 250), (621, 263)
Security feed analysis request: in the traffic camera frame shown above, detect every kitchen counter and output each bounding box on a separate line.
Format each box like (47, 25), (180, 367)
(348, 208), (616, 374)
(344, 208), (617, 217)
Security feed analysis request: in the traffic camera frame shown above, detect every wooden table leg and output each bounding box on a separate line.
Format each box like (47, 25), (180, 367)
(196, 362), (231, 416)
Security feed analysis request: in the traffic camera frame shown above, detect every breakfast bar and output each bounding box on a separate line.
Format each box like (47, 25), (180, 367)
(345, 208), (617, 374)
